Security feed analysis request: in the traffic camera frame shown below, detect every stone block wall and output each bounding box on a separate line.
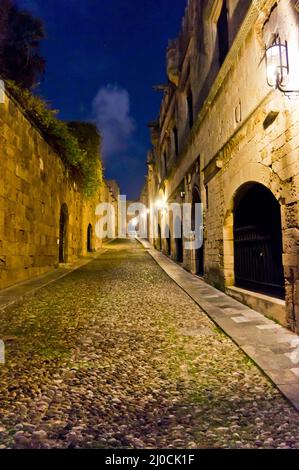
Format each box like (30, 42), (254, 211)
(146, 0), (299, 332)
(0, 89), (110, 290)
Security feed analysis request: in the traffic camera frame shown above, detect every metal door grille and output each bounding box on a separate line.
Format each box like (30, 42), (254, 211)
(234, 224), (285, 298)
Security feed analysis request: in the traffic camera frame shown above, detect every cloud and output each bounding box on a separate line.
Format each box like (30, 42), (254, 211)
(92, 84), (136, 159)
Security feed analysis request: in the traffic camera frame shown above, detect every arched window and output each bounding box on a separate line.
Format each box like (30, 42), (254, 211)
(173, 126), (179, 157)
(187, 88), (194, 129)
(217, 0), (229, 66)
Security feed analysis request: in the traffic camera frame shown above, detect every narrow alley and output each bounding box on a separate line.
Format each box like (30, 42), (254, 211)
(0, 240), (298, 449)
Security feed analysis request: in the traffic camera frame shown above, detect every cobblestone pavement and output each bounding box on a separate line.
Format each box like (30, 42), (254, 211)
(0, 239), (298, 449)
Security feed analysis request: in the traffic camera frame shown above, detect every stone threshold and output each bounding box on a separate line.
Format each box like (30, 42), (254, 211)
(138, 238), (299, 412)
(0, 244), (111, 313)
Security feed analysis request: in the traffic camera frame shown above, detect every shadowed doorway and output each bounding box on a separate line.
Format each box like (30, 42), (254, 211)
(174, 215), (183, 262)
(234, 183), (285, 299)
(165, 224), (171, 256)
(87, 224), (93, 252)
(59, 203), (69, 263)
(192, 187), (204, 276)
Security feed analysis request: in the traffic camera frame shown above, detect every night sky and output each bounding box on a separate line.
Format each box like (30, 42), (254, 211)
(16, 0), (187, 199)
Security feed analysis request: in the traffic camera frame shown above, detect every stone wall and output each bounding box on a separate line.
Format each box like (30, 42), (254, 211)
(145, 0), (299, 332)
(0, 87), (115, 290)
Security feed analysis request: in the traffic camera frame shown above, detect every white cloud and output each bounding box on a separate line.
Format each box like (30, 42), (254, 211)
(92, 84), (136, 159)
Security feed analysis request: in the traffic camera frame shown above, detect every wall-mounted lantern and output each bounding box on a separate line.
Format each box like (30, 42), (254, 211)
(265, 35), (299, 96)
(155, 198), (168, 215)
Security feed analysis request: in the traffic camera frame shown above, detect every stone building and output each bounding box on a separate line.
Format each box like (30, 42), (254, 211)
(106, 179), (121, 235)
(145, 0), (299, 332)
(0, 84), (118, 290)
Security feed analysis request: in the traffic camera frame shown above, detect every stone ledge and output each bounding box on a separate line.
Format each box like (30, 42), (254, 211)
(226, 286), (286, 327)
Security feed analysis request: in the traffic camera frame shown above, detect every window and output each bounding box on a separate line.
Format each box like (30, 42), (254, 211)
(173, 126), (179, 157)
(217, 0), (229, 67)
(187, 88), (194, 129)
(162, 152), (167, 177)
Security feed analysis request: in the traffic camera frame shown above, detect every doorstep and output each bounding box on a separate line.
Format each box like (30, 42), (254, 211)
(138, 238), (299, 412)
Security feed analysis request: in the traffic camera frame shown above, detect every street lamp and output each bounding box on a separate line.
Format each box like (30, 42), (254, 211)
(265, 35), (299, 96)
(131, 217), (138, 228)
(155, 199), (166, 210)
(155, 198), (168, 215)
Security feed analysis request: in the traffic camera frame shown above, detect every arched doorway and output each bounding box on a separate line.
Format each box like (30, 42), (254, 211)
(87, 224), (93, 252)
(59, 203), (69, 263)
(175, 237), (183, 262)
(166, 225), (171, 256)
(174, 216), (183, 262)
(192, 187), (204, 275)
(234, 183), (285, 299)
(157, 224), (162, 251)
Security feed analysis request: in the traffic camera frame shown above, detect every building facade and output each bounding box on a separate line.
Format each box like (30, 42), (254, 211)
(145, 0), (299, 332)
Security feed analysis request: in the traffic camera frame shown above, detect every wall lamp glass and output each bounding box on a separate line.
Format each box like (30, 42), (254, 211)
(265, 36), (299, 96)
(155, 199), (167, 211)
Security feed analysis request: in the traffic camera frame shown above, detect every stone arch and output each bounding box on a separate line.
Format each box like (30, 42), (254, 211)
(233, 182), (284, 298)
(222, 163), (284, 288)
(59, 203), (69, 263)
(223, 163), (283, 212)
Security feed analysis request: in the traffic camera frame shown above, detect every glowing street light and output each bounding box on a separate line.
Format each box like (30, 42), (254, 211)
(265, 35), (299, 96)
(131, 217), (138, 229)
(155, 198), (167, 211)
(265, 36), (289, 88)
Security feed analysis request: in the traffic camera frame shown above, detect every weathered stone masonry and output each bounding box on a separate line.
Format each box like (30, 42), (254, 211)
(0, 87), (115, 290)
(145, 0), (299, 332)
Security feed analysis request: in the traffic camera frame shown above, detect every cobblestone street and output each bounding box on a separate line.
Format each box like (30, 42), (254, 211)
(0, 239), (298, 449)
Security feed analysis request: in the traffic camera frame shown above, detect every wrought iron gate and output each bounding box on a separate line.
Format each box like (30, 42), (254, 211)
(234, 184), (285, 299)
(234, 224), (285, 299)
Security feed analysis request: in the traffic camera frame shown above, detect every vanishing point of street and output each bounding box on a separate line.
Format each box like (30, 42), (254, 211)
(0, 239), (298, 449)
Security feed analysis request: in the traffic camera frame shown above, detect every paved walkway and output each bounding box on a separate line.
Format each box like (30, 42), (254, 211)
(139, 239), (299, 411)
(0, 239), (299, 449)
